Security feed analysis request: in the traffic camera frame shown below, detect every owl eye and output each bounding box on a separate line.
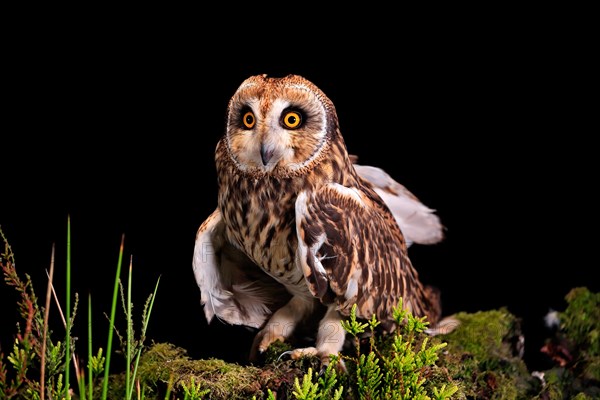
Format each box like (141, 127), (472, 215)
(281, 110), (303, 129)
(242, 111), (256, 129)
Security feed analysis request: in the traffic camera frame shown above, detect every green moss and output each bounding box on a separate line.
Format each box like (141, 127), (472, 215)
(128, 342), (277, 399)
(263, 339), (294, 364)
(101, 342), (325, 399)
(437, 308), (536, 399)
(442, 309), (524, 370)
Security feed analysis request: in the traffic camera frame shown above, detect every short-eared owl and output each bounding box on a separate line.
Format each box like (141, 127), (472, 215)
(193, 74), (444, 365)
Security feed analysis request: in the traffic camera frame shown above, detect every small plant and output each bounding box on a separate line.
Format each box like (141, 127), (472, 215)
(0, 227), (70, 399)
(180, 376), (211, 399)
(252, 389), (276, 400)
(292, 364), (344, 400)
(109, 255), (160, 400)
(0, 222), (160, 399)
(291, 301), (459, 399)
(344, 300), (459, 399)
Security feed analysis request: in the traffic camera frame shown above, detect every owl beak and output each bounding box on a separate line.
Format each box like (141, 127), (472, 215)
(260, 144), (275, 166)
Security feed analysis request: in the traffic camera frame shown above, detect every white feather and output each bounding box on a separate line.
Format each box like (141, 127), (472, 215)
(353, 164), (444, 246)
(295, 193), (328, 292)
(193, 209), (276, 328)
(193, 210), (224, 324)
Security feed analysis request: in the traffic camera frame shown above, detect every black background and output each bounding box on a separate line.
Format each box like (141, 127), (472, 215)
(1, 16), (597, 375)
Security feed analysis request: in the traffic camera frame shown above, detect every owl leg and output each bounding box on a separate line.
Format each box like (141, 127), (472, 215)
(290, 304), (346, 370)
(250, 295), (314, 360)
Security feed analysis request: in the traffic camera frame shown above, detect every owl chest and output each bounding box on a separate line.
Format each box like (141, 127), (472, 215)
(218, 179), (300, 280)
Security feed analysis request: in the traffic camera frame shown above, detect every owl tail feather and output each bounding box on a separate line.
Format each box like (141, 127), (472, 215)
(352, 162), (445, 247)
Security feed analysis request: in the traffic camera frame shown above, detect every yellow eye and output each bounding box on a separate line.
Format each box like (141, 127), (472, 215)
(242, 111), (255, 129)
(282, 111), (302, 129)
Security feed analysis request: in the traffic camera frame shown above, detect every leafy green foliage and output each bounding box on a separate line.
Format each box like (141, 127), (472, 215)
(252, 389), (276, 400)
(355, 351), (382, 399)
(340, 304), (369, 338)
(344, 298), (458, 400)
(432, 384), (460, 400)
(292, 366), (343, 400)
(180, 376), (210, 399)
(293, 299), (459, 399)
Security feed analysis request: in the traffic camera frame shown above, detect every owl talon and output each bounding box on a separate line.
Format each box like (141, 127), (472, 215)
(289, 347), (347, 374)
(290, 347), (318, 359)
(318, 366), (326, 377)
(258, 334), (285, 354)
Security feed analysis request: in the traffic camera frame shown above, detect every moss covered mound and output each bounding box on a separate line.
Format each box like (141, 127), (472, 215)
(117, 288), (599, 399)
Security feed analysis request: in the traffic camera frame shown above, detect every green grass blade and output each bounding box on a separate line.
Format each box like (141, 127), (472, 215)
(101, 234), (125, 400)
(66, 216), (71, 400)
(126, 256), (133, 400)
(88, 292), (93, 400)
(130, 275), (161, 396)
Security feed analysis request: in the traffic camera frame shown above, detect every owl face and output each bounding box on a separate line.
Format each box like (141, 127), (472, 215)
(224, 74), (336, 175)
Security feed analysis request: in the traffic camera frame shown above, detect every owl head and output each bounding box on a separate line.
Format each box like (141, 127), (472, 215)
(224, 74), (341, 176)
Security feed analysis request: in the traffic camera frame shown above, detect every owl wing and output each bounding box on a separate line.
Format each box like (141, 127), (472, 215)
(193, 209), (291, 328)
(295, 183), (432, 322)
(353, 163), (444, 247)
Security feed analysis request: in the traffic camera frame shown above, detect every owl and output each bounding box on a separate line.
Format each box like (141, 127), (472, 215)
(193, 74), (444, 366)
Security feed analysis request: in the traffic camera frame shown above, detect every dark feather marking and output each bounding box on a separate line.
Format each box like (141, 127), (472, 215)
(258, 210), (270, 233)
(265, 225), (276, 246)
(323, 221), (342, 246)
(303, 219), (322, 248)
(240, 196), (249, 220)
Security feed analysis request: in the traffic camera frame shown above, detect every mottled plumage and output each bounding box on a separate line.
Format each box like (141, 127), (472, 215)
(193, 74), (444, 364)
